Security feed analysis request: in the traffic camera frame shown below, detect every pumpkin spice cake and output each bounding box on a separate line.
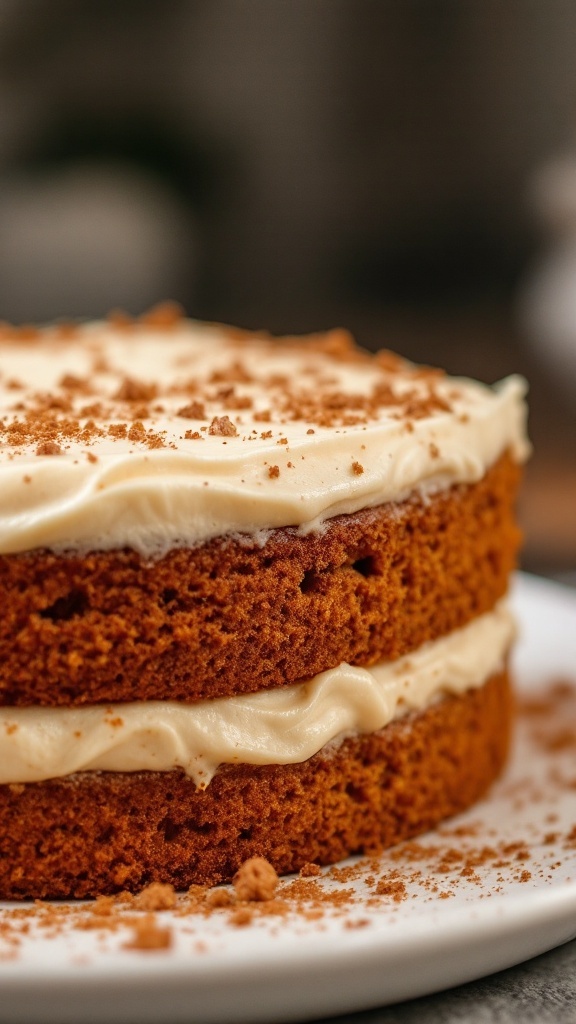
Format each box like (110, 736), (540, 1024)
(0, 305), (529, 898)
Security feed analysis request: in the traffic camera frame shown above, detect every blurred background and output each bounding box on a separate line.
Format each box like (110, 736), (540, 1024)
(0, 0), (574, 579)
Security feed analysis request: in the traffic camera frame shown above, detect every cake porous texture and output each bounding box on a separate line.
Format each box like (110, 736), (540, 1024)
(0, 305), (529, 898)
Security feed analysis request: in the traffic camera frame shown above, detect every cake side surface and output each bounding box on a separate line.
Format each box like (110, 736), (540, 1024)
(0, 601), (514, 786)
(0, 670), (512, 899)
(0, 451), (521, 706)
(0, 310), (528, 898)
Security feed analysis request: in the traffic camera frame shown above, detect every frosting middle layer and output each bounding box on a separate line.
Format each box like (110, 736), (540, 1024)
(0, 601), (514, 786)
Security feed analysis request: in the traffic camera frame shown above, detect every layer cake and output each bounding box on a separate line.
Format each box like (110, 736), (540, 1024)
(0, 306), (529, 897)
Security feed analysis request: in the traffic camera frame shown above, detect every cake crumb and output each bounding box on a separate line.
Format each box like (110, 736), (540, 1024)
(206, 887), (235, 909)
(177, 401), (205, 420)
(127, 421), (146, 442)
(123, 914), (173, 951)
(108, 423), (128, 439)
(108, 309), (133, 330)
(90, 896), (115, 918)
(233, 857), (279, 902)
(35, 441), (62, 456)
(58, 373), (86, 391)
(229, 907), (253, 927)
(351, 461), (364, 475)
(268, 465), (280, 478)
(208, 415), (237, 437)
(115, 377), (157, 402)
(374, 876), (407, 901)
(139, 301), (184, 328)
(134, 882), (177, 911)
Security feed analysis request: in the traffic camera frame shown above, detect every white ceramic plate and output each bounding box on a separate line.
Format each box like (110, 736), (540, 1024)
(1, 572), (575, 1024)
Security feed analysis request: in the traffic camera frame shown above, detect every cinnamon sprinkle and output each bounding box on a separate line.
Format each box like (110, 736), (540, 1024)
(35, 441), (62, 457)
(139, 301), (184, 329)
(177, 401), (206, 420)
(114, 378), (157, 403)
(0, 672), (575, 962)
(123, 915), (173, 951)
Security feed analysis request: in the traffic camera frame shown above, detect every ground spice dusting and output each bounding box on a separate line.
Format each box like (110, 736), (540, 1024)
(145, 432), (166, 450)
(0, 315), (476, 466)
(114, 378), (157, 403)
(224, 393), (253, 411)
(130, 404), (150, 421)
(299, 863), (322, 878)
(108, 423), (128, 439)
(374, 875), (408, 901)
(79, 404), (103, 419)
(208, 360), (254, 386)
(0, 673), (575, 959)
(123, 915), (173, 951)
(35, 441), (62, 456)
(59, 374), (89, 392)
(0, 315), (569, 956)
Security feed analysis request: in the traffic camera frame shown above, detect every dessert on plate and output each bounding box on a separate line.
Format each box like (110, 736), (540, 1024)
(0, 304), (529, 898)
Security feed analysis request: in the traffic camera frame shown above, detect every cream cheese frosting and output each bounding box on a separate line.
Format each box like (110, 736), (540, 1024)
(0, 314), (529, 557)
(0, 600), (514, 786)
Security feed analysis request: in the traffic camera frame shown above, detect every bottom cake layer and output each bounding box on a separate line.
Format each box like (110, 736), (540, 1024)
(0, 670), (512, 899)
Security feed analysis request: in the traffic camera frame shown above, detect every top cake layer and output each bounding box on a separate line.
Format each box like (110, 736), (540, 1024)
(0, 307), (529, 557)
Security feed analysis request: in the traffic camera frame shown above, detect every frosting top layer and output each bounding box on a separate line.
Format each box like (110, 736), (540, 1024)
(0, 308), (529, 556)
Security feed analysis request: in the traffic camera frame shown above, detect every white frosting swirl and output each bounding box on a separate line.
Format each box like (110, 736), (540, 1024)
(0, 320), (529, 556)
(0, 601), (514, 786)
